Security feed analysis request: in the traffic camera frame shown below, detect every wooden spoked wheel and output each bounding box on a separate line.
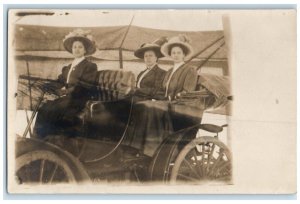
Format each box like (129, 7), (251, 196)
(15, 138), (90, 184)
(170, 136), (232, 184)
(16, 150), (78, 184)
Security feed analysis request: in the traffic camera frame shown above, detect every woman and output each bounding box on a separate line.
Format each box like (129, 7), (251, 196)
(159, 35), (200, 131)
(127, 35), (199, 156)
(133, 37), (167, 99)
(123, 37), (167, 150)
(159, 34), (198, 100)
(34, 29), (98, 139)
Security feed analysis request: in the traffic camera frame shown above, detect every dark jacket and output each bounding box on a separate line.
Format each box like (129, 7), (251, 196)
(161, 63), (198, 100)
(135, 64), (166, 98)
(57, 58), (98, 99)
(34, 58), (98, 138)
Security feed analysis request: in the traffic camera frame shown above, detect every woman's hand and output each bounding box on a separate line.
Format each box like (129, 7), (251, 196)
(53, 87), (68, 97)
(60, 87), (68, 96)
(60, 87), (75, 96)
(65, 87), (75, 95)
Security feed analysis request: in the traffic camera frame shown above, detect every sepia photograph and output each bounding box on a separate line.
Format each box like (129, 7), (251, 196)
(6, 8), (296, 194)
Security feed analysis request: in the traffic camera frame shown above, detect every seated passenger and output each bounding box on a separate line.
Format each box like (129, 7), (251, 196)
(133, 37), (167, 100)
(126, 35), (198, 156)
(159, 34), (198, 101)
(33, 29), (98, 139)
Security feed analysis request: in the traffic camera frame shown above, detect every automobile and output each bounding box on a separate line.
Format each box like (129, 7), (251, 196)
(13, 12), (232, 184)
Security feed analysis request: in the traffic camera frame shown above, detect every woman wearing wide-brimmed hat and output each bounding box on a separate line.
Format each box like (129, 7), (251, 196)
(126, 35), (199, 157)
(133, 37), (167, 99)
(157, 34), (200, 133)
(159, 34), (198, 100)
(34, 29), (98, 139)
(123, 37), (167, 152)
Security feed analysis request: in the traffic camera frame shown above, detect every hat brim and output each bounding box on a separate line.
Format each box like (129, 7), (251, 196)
(134, 46), (164, 59)
(63, 36), (96, 56)
(161, 41), (194, 61)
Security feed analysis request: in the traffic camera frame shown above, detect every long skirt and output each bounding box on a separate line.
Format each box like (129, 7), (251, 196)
(33, 95), (87, 139)
(124, 99), (204, 156)
(124, 100), (173, 156)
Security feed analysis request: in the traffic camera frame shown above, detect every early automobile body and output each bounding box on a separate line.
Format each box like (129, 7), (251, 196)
(15, 69), (232, 184)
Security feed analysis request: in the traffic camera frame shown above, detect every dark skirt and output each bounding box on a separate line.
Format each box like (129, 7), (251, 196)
(33, 95), (87, 139)
(124, 100), (173, 156)
(124, 99), (204, 156)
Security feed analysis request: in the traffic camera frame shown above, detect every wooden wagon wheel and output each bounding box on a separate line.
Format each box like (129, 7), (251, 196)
(148, 126), (200, 182)
(15, 138), (90, 184)
(148, 136), (180, 182)
(170, 136), (232, 184)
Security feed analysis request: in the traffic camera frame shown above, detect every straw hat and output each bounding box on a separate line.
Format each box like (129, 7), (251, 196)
(63, 29), (96, 56)
(134, 37), (168, 59)
(161, 34), (194, 60)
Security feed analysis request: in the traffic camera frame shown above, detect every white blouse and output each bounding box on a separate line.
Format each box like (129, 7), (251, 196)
(66, 56), (85, 84)
(165, 61), (185, 96)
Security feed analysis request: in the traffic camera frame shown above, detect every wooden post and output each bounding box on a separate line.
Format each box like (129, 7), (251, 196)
(118, 14), (135, 69)
(26, 58), (33, 110)
(119, 48), (123, 69)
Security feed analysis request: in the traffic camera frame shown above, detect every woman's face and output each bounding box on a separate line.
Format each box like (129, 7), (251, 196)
(170, 46), (185, 63)
(143, 50), (158, 67)
(72, 41), (86, 58)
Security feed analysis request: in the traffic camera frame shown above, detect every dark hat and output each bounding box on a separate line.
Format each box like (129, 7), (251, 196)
(63, 29), (96, 56)
(134, 37), (168, 59)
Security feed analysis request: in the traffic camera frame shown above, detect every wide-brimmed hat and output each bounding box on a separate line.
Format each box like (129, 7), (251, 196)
(134, 37), (168, 59)
(63, 29), (96, 56)
(161, 34), (194, 60)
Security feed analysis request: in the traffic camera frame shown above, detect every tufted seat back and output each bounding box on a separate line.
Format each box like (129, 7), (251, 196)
(95, 70), (135, 101)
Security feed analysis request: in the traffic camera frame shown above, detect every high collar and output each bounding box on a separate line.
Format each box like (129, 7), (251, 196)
(173, 61), (185, 71)
(146, 63), (157, 70)
(71, 56), (85, 68)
